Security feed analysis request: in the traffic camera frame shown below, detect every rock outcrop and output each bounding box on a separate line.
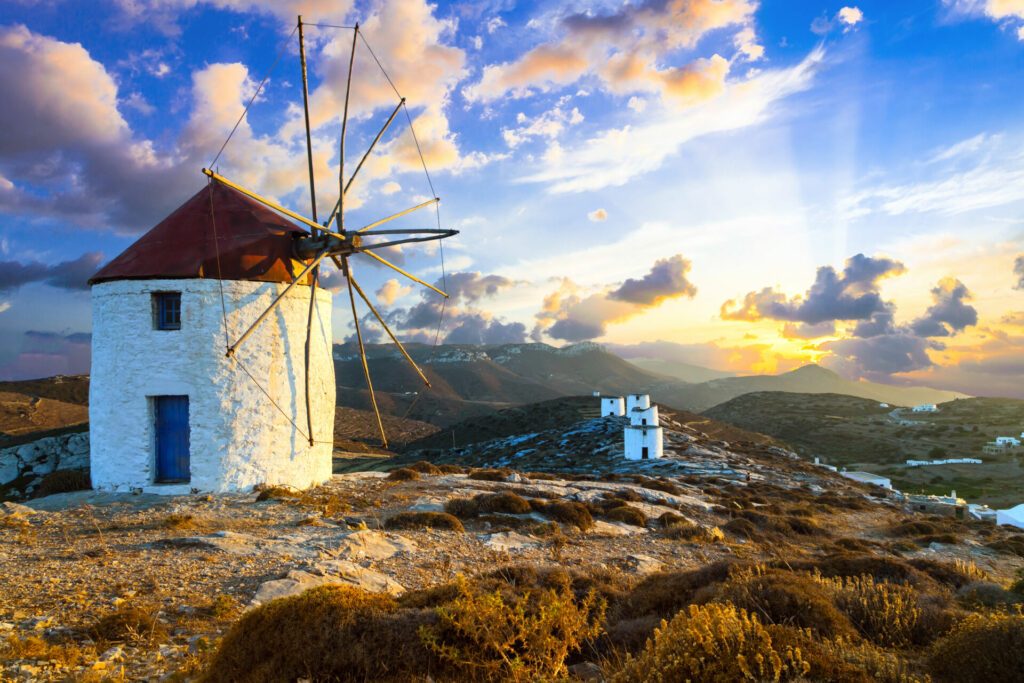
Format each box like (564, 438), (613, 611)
(0, 431), (89, 499)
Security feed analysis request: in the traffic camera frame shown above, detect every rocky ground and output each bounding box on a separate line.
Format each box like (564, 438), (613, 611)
(3, 433), (1024, 680)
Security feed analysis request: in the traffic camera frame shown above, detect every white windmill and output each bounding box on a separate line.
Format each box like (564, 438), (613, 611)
(88, 17), (456, 494)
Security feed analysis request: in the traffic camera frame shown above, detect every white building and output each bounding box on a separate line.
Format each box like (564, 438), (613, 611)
(840, 471), (893, 489)
(996, 504), (1024, 530)
(626, 393), (651, 412)
(624, 402), (662, 461)
(996, 436), (1022, 447)
(878, 403), (889, 408)
(600, 396), (625, 417)
(88, 184), (335, 495)
(912, 403), (938, 413)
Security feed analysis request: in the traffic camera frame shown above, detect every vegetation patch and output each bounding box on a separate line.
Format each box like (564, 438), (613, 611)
(407, 461), (442, 475)
(528, 499), (594, 531)
(34, 469), (90, 498)
(384, 512), (465, 532)
(602, 505), (648, 527)
(928, 612), (1024, 683)
(386, 468), (421, 482)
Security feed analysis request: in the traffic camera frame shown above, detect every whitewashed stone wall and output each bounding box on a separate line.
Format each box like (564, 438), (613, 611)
(601, 397), (625, 417)
(90, 278), (334, 494)
(624, 426), (663, 461)
(626, 394), (651, 412)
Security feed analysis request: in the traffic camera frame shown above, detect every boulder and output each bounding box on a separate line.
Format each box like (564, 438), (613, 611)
(250, 564), (404, 607)
(323, 529), (417, 560)
(480, 531), (539, 552)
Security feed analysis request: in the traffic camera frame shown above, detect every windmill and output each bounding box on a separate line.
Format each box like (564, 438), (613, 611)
(88, 17), (449, 494)
(202, 16), (457, 450)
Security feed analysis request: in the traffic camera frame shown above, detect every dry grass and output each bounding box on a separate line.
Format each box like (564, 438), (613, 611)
(528, 499), (594, 531)
(928, 611), (1024, 683)
(34, 469), (90, 497)
(386, 467), (421, 482)
(383, 511), (465, 532)
(407, 461), (443, 475)
(1, 634), (94, 667)
(91, 604), (168, 647)
(254, 485), (300, 501)
(602, 505), (647, 527)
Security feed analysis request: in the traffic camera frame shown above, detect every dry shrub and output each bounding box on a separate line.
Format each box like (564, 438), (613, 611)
(91, 604), (168, 646)
(603, 505), (647, 527)
(656, 511), (687, 528)
(530, 499), (594, 531)
(254, 485), (299, 501)
(815, 574), (921, 647)
(407, 461), (442, 475)
(160, 513), (200, 530)
(384, 511), (464, 532)
(475, 492), (531, 515)
(783, 554), (938, 589)
(611, 603), (810, 683)
(783, 515), (825, 536)
(207, 594), (241, 620)
(201, 585), (429, 682)
(715, 567), (857, 639)
(986, 536), (1024, 557)
(386, 468), (420, 482)
(438, 464), (465, 474)
(469, 468), (514, 482)
(610, 562), (734, 628)
(638, 478), (681, 496)
(34, 469), (90, 497)
(929, 611), (1024, 683)
(812, 636), (930, 683)
(658, 518), (723, 543)
(444, 497), (479, 518)
(524, 471), (559, 481)
(1, 635), (93, 667)
(420, 574), (605, 682)
(723, 517), (761, 540)
(955, 581), (1020, 607)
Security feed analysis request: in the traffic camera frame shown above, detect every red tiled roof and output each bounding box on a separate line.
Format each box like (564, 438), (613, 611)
(89, 182), (313, 285)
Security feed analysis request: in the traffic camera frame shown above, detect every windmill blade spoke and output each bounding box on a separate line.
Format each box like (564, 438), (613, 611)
(359, 228), (458, 236)
(335, 23), (358, 232)
(349, 275), (431, 388)
(360, 249), (448, 298)
(302, 265), (319, 447)
(203, 169), (345, 239)
(227, 249), (328, 357)
(345, 262), (388, 448)
(356, 198), (439, 234)
(356, 234), (457, 251)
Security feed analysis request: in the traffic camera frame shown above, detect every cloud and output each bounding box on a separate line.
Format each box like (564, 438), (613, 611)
(1014, 254), (1024, 289)
(721, 253), (906, 324)
(909, 277), (978, 337)
(518, 47), (822, 193)
(608, 255), (697, 305)
(111, 0), (354, 37)
(444, 315), (527, 344)
(537, 254), (698, 341)
(502, 99), (583, 149)
(0, 252), (104, 292)
(841, 132), (1024, 218)
(945, 0), (1024, 40)
(812, 6), (865, 35)
(376, 278), (412, 305)
(587, 208), (607, 222)
(782, 321), (836, 339)
(0, 329), (91, 381)
(821, 333), (939, 380)
(463, 0), (756, 104)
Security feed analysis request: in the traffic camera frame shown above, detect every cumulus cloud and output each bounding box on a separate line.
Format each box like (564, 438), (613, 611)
(536, 254), (698, 342)
(608, 255), (697, 305)
(1014, 254), (1024, 289)
(821, 332), (939, 380)
(838, 6), (864, 27)
(0, 253), (104, 292)
(502, 98), (583, 149)
(445, 315), (527, 344)
(376, 278), (412, 305)
(587, 208), (607, 222)
(111, 0), (354, 36)
(463, 0), (757, 105)
(721, 253), (905, 325)
(945, 0), (1024, 40)
(812, 6), (865, 34)
(909, 277), (978, 337)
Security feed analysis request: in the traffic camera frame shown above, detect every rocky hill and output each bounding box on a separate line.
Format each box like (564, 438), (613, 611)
(3, 404), (1024, 681)
(705, 392), (1024, 505)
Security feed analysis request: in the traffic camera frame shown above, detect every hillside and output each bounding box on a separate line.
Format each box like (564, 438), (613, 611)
(705, 392), (1024, 505)
(657, 364), (966, 412)
(624, 357), (734, 383)
(0, 376), (89, 448)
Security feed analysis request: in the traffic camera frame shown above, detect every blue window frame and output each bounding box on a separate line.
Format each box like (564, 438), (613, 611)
(154, 292), (181, 330)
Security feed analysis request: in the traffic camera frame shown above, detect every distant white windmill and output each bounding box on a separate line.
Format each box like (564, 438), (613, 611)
(88, 17), (456, 494)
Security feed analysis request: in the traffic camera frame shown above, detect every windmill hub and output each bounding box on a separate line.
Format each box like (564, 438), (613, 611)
(293, 232), (361, 260)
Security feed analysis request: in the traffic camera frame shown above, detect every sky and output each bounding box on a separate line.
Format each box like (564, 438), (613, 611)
(0, 0), (1022, 397)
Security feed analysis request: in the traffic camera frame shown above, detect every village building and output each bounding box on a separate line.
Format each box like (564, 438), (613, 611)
(904, 491), (967, 519)
(912, 403), (938, 413)
(840, 471), (893, 489)
(905, 457), (982, 467)
(88, 184), (335, 495)
(996, 504), (1024, 530)
(600, 396), (625, 417)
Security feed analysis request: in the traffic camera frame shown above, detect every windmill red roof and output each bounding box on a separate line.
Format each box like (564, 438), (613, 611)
(89, 182), (313, 286)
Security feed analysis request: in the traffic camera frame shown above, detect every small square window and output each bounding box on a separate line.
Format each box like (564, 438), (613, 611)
(154, 292), (181, 330)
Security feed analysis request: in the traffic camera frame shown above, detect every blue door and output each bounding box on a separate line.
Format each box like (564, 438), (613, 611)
(155, 396), (190, 483)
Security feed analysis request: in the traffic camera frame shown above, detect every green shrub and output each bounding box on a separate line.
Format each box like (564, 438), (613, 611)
(383, 512), (464, 532)
(929, 612), (1024, 683)
(611, 603), (810, 682)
